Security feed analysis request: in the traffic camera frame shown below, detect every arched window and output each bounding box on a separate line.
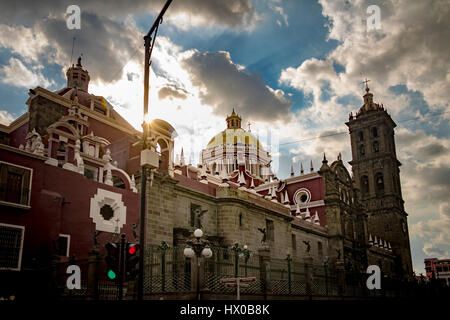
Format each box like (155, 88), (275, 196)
(375, 172), (384, 194)
(359, 145), (365, 156)
(358, 131), (364, 141)
(372, 127), (378, 137)
(234, 136), (237, 145)
(245, 136), (249, 145)
(373, 141), (380, 153)
(361, 175), (369, 195)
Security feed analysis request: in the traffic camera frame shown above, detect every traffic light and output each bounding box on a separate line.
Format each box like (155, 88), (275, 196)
(125, 242), (140, 281)
(105, 242), (119, 282)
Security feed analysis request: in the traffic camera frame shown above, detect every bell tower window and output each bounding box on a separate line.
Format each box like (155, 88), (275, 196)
(375, 172), (384, 194)
(359, 145), (365, 156)
(361, 175), (369, 196)
(373, 141), (380, 153)
(372, 127), (378, 137)
(358, 131), (364, 141)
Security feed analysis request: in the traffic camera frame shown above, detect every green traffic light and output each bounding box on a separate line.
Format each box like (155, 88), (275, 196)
(107, 269), (116, 280)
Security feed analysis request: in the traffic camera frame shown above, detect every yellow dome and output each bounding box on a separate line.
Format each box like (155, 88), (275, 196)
(206, 128), (263, 149)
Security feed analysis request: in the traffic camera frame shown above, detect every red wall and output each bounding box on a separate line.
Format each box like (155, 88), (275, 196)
(0, 148), (140, 266)
(8, 122), (29, 148)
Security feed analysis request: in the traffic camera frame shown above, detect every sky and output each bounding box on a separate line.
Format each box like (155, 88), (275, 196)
(0, 0), (448, 275)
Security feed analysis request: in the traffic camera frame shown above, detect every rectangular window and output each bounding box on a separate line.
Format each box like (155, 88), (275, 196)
(57, 234), (70, 257)
(0, 223), (25, 271)
(318, 242), (323, 260)
(84, 165), (98, 181)
(291, 234), (297, 254)
(266, 219), (274, 242)
(0, 161), (32, 207)
(190, 203), (201, 227)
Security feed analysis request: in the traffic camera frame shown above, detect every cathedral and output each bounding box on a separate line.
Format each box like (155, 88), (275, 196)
(0, 57), (413, 296)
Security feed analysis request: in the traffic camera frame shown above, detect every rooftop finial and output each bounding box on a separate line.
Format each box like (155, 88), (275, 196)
(363, 78), (370, 92)
(322, 153), (327, 164)
(77, 55), (82, 68)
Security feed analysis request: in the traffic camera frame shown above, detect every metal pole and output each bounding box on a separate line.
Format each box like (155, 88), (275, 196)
(137, 166), (146, 300)
(119, 234), (126, 301)
(237, 278), (240, 300)
(161, 249), (166, 292)
(197, 254), (201, 300)
(234, 250), (239, 278)
(138, 0), (172, 301)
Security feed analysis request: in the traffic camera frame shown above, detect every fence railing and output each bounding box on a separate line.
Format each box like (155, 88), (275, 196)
(45, 244), (450, 300)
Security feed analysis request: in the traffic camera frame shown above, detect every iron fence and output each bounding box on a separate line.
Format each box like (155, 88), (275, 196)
(144, 245), (191, 294)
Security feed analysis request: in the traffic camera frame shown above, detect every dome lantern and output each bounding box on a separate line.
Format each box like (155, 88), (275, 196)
(226, 108), (242, 129)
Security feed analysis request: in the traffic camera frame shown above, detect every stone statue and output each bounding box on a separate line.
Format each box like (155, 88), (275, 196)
(258, 228), (267, 244)
(336, 249), (341, 260)
(303, 240), (311, 253)
(194, 208), (208, 229)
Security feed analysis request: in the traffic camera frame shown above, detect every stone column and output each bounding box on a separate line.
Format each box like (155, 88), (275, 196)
(258, 246), (271, 297)
(304, 255), (314, 296)
(87, 247), (101, 300)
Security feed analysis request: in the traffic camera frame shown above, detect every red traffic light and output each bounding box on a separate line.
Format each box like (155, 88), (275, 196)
(127, 243), (139, 255)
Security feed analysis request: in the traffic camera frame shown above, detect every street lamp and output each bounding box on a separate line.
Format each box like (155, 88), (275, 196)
(183, 229), (213, 300)
(241, 245), (251, 277)
(137, 0), (173, 301)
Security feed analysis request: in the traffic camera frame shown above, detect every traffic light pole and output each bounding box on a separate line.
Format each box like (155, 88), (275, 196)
(119, 234), (126, 300)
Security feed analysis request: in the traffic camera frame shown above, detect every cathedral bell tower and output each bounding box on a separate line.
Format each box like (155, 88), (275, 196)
(66, 56), (90, 92)
(346, 83), (413, 278)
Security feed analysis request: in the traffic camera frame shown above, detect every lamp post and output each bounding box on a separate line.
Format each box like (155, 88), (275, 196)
(242, 245), (251, 277)
(183, 229), (213, 300)
(137, 0), (173, 301)
(231, 243), (241, 278)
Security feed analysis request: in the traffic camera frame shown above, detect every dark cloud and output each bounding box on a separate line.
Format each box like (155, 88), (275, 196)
(0, 0), (258, 29)
(183, 51), (292, 122)
(158, 86), (187, 100)
(417, 143), (449, 159)
(0, 0), (259, 84)
(36, 13), (141, 83)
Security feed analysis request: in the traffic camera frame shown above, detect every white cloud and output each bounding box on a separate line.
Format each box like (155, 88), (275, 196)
(0, 24), (50, 64)
(411, 202), (450, 258)
(0, 110), (14, 125)
(0, 57), (55, 88)
(280, 0), (450, 125)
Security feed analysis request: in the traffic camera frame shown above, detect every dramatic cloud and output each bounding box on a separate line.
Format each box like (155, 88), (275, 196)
(183, 51), (292, 122)
(0, 0), (259, 30)
(0, 58), (55, 88)
(278, 0), (449, 273)
(158, 86), (188, 100)
(280, 0), (450, 124)
(0, 110), (14, 126)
